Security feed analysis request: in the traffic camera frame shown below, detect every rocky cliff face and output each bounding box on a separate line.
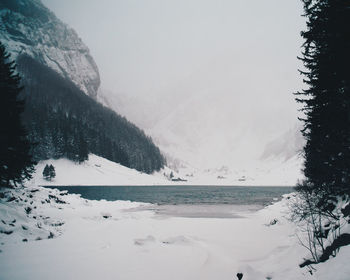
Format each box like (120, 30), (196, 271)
(0, 0), (100, 98)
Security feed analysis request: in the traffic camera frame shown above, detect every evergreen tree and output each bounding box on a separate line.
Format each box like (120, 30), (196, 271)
(49, 164), (56, 180)
(42, 164), (50, 180)
(296, 0), (350, 197)
(17, 55), (165, 174)
(42, 164), (56, 181)
(0, 42), (35, 187)
(77, 132), (88, 163)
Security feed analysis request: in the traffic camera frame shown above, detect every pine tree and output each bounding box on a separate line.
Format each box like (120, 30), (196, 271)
(43, 164), (50, 180)
(49, 164), (56, 180)
(296, 1), (350, 197)
(42, 164), (56, 181)
(0, 42), (35, 187)
(77, 131), (88, 163)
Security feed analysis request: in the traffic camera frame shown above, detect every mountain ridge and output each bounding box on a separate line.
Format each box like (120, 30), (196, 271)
(0, 0), (100, 98)
(0, 0), (165, 174)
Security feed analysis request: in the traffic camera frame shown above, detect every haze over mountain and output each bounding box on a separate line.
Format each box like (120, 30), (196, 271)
(41, 0), (305, 176)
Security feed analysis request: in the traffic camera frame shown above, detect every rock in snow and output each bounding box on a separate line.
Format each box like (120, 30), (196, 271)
(0, 0), (100, 97)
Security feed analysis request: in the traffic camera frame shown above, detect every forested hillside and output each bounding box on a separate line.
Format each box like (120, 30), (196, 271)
(18, 55), (165, 173)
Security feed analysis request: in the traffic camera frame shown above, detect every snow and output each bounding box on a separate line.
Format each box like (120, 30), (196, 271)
(170, 154), (303, 186)
(98, 86), (304, 186)
(31, 154), (170, 186)
(31, 153), (302, 187)
(1, 187), (350, 280)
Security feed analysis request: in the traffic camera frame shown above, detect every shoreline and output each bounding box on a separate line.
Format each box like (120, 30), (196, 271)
(1, 185), (349, 279)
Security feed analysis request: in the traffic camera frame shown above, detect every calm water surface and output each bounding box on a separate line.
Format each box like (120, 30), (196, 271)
(45, 185), (294, 218)
(45, 185), (293, 205)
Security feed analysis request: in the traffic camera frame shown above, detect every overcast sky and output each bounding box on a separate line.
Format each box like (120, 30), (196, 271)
(42, 0), (305, 98)
(41, 0), (306, 168)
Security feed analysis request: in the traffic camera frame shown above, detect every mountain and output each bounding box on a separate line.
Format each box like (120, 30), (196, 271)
(100, 84), (304, 168)
(98, 57), (304, 183)
(0, 0), (165, 173)
(0, 0), (99, 98)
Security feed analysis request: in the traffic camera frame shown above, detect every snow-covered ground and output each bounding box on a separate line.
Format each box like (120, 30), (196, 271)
(32, 154), (302, 187)
(32, 154), (170, 186)
(1, 185), (349, 280)
(170, 154), (303, 186)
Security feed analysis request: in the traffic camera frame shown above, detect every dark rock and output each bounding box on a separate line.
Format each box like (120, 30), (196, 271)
(51, 222), (64, 227)
(0, 230), (13, 235)
(48, 194), (66, 204)
(341, 203), (350, 217)
(319, 233), (350, 262)
(7, 196), (16, 202)
(300, 233), (350, 267)
(25, 206), (32, 214)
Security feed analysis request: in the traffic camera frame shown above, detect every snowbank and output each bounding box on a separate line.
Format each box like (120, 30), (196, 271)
(31, 154), (170, 186)
(31, 154), (301, 187)
(1, 186), (349, 280)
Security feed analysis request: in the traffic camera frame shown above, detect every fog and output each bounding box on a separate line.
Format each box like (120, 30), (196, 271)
(43, 0), (305, 169)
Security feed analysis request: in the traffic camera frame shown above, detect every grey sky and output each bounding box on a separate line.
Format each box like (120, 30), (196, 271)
(42, 0), (305, 98)
(41, 0), (306, 168)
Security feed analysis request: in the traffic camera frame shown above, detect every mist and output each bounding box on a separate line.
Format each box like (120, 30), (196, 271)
(42, 0), (306, 169)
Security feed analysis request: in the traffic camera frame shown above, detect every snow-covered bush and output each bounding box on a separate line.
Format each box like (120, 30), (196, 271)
(291, 190), (350, 269)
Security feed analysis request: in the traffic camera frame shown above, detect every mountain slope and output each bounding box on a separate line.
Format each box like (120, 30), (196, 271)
(0, 0), (99, 97)
(0, 0), (165, 174)
(33, 154), (168, 186)
(99, 64), (304, 183)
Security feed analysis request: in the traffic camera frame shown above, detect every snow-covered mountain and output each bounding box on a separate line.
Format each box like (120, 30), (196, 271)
(99, 89), (304, 184)
(0, 0), (166, 174)
(0, 0), (100, 97)
(99, 60), (305, 184)
(0, 0), (304, 184)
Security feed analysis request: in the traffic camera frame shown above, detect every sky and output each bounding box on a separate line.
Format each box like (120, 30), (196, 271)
(42, 0), (306, 169)
(42, 0), (305, 97)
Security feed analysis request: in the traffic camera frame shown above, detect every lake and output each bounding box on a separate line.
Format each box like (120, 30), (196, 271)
(45, 185), (294, 218)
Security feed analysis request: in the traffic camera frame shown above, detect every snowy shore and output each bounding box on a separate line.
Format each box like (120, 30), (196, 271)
(1, 185), (349, 280)
(31, 154), (301, 187)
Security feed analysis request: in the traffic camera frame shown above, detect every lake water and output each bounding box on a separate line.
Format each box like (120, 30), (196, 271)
(45, 185), (294, 218)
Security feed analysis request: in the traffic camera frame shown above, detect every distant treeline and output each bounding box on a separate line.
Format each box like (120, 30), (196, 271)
(17, 55), (165, 174)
